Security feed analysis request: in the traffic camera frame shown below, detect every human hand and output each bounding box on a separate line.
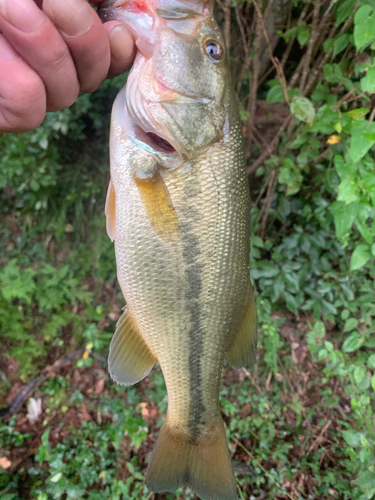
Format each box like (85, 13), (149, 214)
(0, 0), (135, 133)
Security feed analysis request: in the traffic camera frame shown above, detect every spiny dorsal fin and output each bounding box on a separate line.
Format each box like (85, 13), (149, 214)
(105, 178), (116, 242)
(225, 286), (257, 369)
(108, 307), (157, 385)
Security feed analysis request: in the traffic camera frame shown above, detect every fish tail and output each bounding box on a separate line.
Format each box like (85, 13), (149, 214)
(146, 419), (238, 500)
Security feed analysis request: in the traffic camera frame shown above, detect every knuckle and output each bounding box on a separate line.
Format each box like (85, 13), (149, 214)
(47, 45), (71, 72)
(43, 49), (79, 110)
(47, 81), (79, 111)
(79, 57), (109, 93)
(1, 105), (45, 133)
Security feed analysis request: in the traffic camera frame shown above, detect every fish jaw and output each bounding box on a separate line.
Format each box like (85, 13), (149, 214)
(110, 84), (183, 176)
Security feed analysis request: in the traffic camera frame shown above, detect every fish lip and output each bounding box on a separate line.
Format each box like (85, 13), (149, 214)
(112, 0), (128, 7)
(152, 75), (212, 104)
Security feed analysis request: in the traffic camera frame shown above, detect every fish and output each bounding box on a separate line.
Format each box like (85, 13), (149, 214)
(101, 0), (257, 498)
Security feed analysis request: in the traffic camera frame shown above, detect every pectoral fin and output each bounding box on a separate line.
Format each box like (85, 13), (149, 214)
(225, 287), (257, 369)
(135, 169), (179, 241)
(108, 307), (157, 385)
(105, 179), (116, 242)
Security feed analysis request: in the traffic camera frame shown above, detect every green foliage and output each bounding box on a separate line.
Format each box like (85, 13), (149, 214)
(307, 320), (375, 497)
(31, 396), (149, 500)
(0, 252), (101, 377)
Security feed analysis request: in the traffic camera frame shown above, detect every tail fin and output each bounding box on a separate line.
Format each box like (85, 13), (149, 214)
(146, 420), (237, 500)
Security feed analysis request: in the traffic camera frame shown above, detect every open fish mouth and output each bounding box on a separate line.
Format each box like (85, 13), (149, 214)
(133, 123), (177, 155)
(145, 132), (176, 153)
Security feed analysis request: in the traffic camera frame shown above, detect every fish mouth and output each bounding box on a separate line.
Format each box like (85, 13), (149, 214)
(145, 131), (176, 154)
(132, 121), (177, 155)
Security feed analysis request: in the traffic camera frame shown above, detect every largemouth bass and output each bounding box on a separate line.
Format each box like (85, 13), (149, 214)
(101, 1), (257, 498)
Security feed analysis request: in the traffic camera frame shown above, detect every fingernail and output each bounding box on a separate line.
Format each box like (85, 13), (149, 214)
(109, 24), (135, 64)
(0, 0), (45, 33)
(44, 0), (94, 37)
(0, 36), (19, 61)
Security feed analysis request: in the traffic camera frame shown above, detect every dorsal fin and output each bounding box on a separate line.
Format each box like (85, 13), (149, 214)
(225, 286), (257, 369)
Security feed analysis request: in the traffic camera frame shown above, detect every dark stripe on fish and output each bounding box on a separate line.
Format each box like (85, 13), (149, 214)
(181, 217), (206, 440)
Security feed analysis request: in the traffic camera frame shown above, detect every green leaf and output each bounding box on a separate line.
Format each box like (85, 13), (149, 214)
(353, 366), (365, 385)
(0, 260), (36, 305)
(333, 34), (350, 57)
(323, 64), (343, 84)
(337, 178), (359, 204)
(251, 263), (280, 279)
(350, 120), (375, 162)
(368, 354), (375, 368)
(350, 244), (371, 270)
(239, 109), (250, 121)
(282, 291), (298, 315)
(251, 236), (264, 248)
(356, 220), (373, 245)
(347, 108), (369, 119)
(344, 318), (358, 332)
(337, 0), (355, 25)
(333, 154), (353, 180)
(318, 348), (328, 360)
(354, 470), (375, 491)
(361, 66), (375, 93)
(290, 97), (315, 125)
(324, 341), (334, 352)
(343, 331), (364, 353)
(279, 158), (303, 195)
(354, 5), (375, 50)
(331, 201), (359, 238)
(272, 274), (285, 301)
(372, 374), (375, 391)
(283, 26), (298, 42)
(289, 133), (309, 149)
(266, 85), (285, 103)
(297, 27), (310, 46)
(30, 180), (39, 191)
(342, 430), (360, 446)
(50, 472), (63, 483)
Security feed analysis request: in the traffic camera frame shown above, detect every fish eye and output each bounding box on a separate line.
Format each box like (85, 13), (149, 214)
(204, 40), (223, 62)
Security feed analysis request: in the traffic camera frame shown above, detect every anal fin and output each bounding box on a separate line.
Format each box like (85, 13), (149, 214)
(225, 286), (257, 369)
(108, 307), (156, 385)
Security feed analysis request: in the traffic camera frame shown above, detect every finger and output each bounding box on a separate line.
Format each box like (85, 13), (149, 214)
(43, 0), (111, 94)
(103, 21), (135, 77)
(0, 35), (46, 132)
(0, 0), (79, 112)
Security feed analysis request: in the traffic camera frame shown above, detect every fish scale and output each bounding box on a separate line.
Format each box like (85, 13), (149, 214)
(102, 0), (257, 498)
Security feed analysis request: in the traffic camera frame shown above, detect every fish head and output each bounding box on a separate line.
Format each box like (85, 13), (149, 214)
(101, 0), (230, 159)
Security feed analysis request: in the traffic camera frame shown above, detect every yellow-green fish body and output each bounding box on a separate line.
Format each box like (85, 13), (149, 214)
(103, 1), (257, 498)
